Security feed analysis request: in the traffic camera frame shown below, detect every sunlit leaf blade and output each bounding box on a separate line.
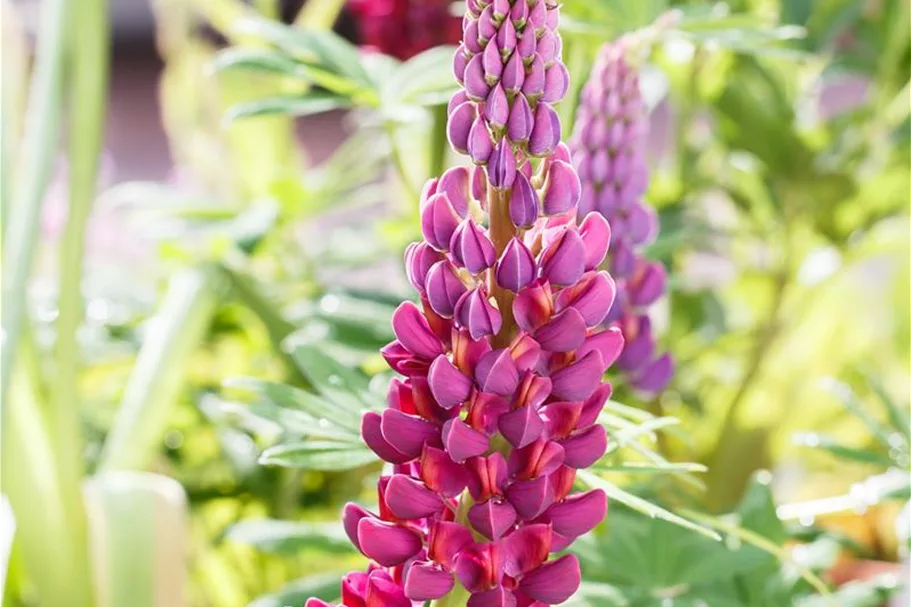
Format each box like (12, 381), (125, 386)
(285, 343), (376, 409)
(793, 433), (894, 466)
(210, 47), (307, 77)
(862, 370), (911, 441)
(820, 378), (894, 449)
(593, 461), (708, 475)
(225, 519), (354, 555)
(223, 93), (350, 123)
(259, 441), (378, 471)
(577, 470), (721, 540)
(247, 571), (345, 607)
(383, 46), (460, 106)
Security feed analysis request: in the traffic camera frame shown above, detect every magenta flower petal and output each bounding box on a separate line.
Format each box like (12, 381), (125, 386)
(451, 219), (497, 273)
(381, 409), (439, 460)
(551, 350), (605, 401)
(392, 301), (445, 360)
(561, 424), (608, 469)
(502, 51), (525, 95)
(362, 411), (411, 464)
(554, 271), (616, 326)
(428, 355), (473, 409)
(483, 39), (503, 85)
(513, 280), (554, 333)
(496, 237), (536, 292)
(468, 499), (518, 540)
(542, 62), (570, 103)
(304, 600), (333, 607)
(357, 518), (422, 566)
(384, 474), (444, 519)
(366, 572), (411, 607)
(502, 523), (552, 577)
(449, 101), (477, 154)
(512, 372), (552, 409)
(539, 228), (586, 287)
(578, 212), (611, 270)
(342, 502), (373, 552)
(497, 16), (517, 54)
(508, 172), (540, 229)
(426, 260), (467, 318)
(505, 475), (554, 519)
(404, 562), (454, 601)
(421, 445), (469, 497)
(467, 587), (517, 607)
(421, 193), (462, 252)
(541, 159), (582, 216)
(437, 166), (471, 217)
(405, 242), (443, 294)
(508, 334), (543, 373)
(464, 54), (489, 100)
(577, 327), (624, 371)
(539, 401), (582, 440)
(578, 382), (612, 428)
(442, 418), (490, 462)
(455, 287), (503, 341)
(509, 438), (566, 479)
(468, 115), (495, 164)
(629, 261), (667, 307)
(631, 352), (674, 394)
(528, 102), (561, 157)
(429, 520), (474, 570)
(534, 307), (587, 352)
(485, 83), (510, 131)
(498, 404), (545, 449)
(517, 23), (536, 62)
(518, 554), (581, 604)
(522, 56), (545, 99)
(544, 489), (607, 538)
(466, 452), (508, 501)
(475, 348), (520, 396)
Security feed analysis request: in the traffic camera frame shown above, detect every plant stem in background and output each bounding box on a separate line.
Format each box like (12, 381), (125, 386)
(99, 266), (221, 471)
(0, 0), (28, 228)
(428, 103), (449, 181)
(0, 0), (69, 406)
(293, 0), (345, 29)
(52, 0), (111, 493)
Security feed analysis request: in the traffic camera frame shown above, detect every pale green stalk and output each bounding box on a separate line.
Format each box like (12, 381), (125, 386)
(293, 0), (346, 29)
(0, 0), (28, 228)
(99, 266), (221, 471)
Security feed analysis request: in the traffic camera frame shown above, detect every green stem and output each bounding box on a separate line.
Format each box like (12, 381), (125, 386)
(0, 0), (70, 408)
(293, 0), (345, 29)
(428, 103), (449, 180)
(99, 266), (222, 471)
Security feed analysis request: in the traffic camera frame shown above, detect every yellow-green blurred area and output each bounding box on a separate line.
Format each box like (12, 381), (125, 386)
(1, 0), (908, 606)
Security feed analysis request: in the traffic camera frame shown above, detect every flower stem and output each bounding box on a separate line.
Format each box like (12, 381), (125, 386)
(431, 492), (474, 607)
(487, 183), (517, 348)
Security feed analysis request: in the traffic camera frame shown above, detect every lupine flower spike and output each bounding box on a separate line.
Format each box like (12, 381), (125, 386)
(308, 2), (621, 605)
(569, 38), (674, 396)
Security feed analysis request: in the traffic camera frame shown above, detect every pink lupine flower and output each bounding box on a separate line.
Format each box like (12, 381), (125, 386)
(348, 0), (461, 60)
(310, 2), (620, 605)
(569, 38), (674, 395)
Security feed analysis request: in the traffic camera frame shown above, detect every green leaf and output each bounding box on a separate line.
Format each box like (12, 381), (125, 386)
(286, 343), (376, 410)
(594, 461), (709, 475)
(862, 370), (911, 440)
(223, 377), (362, 433)
(248, 571), (345, 607)
(223, 92), (350, 123)
(793, 433), (894, 466)
(384, 46), (460, 106)
(210, 47), (308, 77)
(577, 470), (721, 540)
(259, 441), (378, 471)
(225, 519), (354, 555)
(820, 378), (896, 450)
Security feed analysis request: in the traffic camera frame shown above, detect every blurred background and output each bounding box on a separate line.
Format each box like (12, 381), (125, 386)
(2, 1), (909, 606)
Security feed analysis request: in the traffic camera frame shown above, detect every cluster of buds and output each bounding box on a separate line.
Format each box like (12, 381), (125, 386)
(308, 2), (620, 606)
(569, 39), (673, 395)
(347, 0), (461, 60)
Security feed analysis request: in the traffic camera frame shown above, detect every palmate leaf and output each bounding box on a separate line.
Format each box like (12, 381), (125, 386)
(576, 470), (720, 541)
(258, 441), (378, 471)
(382, 46), (460, 107)
(222, 92), (351, 123)
(225, 519), (354, 555)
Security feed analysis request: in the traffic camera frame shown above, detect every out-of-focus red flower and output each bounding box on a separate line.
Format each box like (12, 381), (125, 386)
(347, 0), (461, 59)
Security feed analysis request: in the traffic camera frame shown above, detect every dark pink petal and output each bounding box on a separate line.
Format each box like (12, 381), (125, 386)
(421, 193), (462, 252)
(381, 340), (431, 377)
(442, 418), (490, 462)
(541, 159), (581, 216)
(476, 349), (520, 396)
(498, 405), (544, 449)
(629, 261), (667, 307)
(518, 554), (581, 604)
(447, 91), (470, 122)
(429, 520), (474, 570)
(405, 242), (443, 294)
(513, 280), (554, 333)
(381, 409), (440, 460)
(451, 219), (497, 273)
(384, 475), (444, 520)
(466, 452), (509, 501)
(304, 600), (334, 607)
(466, 391), (510, 435)
(577, 328), (624, 371)
(508, 335), (542, 373)
(454, 542), (500, 593)
(472, 164), (488, 206)
(437, 166), (471, 217)
(508, 171), (539, 229)
(561, 424), (608, 469)
(551, 350), (605, 401)
(404, 562), (454, 601)
(539, 401), (583, 440)
(362, 411), (411, 464)
(366, 573), (411, 607)
(357, 518), (422, 566)
(468, 587), (517, 607)
(469, 499), (518, 540)
(534, 307), (587, 352)
(578, 382), (612, 428)
(509, 438), (565, 479)
(538, 228), (585, 287)
(505, 475), (555, 520)
(455, 287), (503, 341)
(496, 237), (536, 292)
(554, 271), (616, 327)
(544, 489), (607, 538)
(391, 301), (445, 360)
(502, 523), (552, 577)
(550, 465), (577, 502)
(342, 503), (373, 552)
(578, 212), (611, 270)
(428, 355), (473, 409)
(421, 445), (469, 497)
(512, 372), (552, 409)
(426, 260), (468, 318)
